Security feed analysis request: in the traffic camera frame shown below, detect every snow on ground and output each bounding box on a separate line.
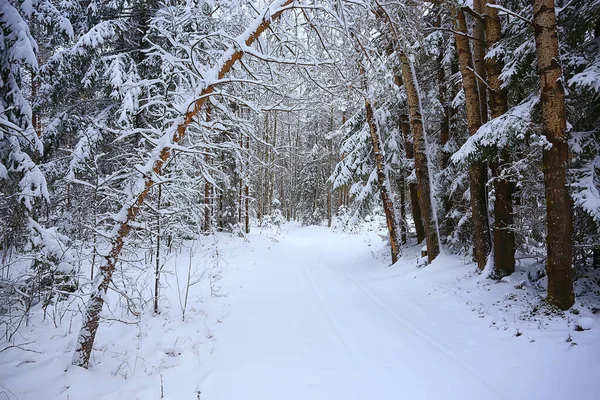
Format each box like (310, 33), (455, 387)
(2, 222), (600, 399)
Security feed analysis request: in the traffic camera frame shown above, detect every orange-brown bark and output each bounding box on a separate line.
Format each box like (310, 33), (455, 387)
(454, 7), (491, 270)
(484, 0), (516, 277)
(533, 0), (574, 309)
(399, 53), (440, 262)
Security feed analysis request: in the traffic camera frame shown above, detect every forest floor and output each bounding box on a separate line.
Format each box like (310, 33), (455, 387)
(1, 222), (600, 399)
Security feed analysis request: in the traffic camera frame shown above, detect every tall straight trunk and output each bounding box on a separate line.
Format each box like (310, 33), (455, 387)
(484, 0), (515, 277)
(364, 98), (401, 263)
(401, 116), (425, 244)
(434, 16), (451, 172)
(327, 124), (333, 227)
(472, 0), (495, 266)
(271, 113), (277, 214)
(340, 111), (349, 209)
(71, 0), (293, 368)
(445, 59), (460, 237)
(533, 0), (574, 309)
(399, 53), (440, 262)
(454, 8), (491, 270)
(218, 151), (224, 232)
(372, 3), (437, 259)
(435, 19), (452, 234)
(154, 184), (161, 314)
(292, 123), (300, 220)
(398, 171), (408, 244)
(472, 0), (488, 124)
(245, 135), (250, 234)
(338, 154), (345, 210)
(238, 137), (243, 224)
(437, 59), (450, 172)
(339, 152), (349, 209)
(204, 106), (212, 233)
(204, 154), (211, 232)
(287, 124), (293, 220)
(258, 113), (267, 219)
(238, 177), (243, 223)
(280, 178), (284, 213)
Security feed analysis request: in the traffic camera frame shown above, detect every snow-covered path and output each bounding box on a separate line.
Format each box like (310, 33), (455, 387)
(198, 227), (504, 400)
(3, 224), (599, 400)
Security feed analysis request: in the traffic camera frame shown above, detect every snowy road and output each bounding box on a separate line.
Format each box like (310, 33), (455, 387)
(2, 224), (599, 399)
(199, 227), (503, 400)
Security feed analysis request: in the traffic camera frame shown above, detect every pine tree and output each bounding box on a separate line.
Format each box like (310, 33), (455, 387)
(533, 0), (574, 309)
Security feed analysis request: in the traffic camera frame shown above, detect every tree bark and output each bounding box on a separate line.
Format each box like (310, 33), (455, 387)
(401, 116), (425, 244)
(437, 59), (450, 173)
(398, 171), (408, 244)
(71, 0), (294, 368)
(204, 151), (212, 232)
(533, 0), (574, 309)
(154, 183), (161, 314)
(484, 0), (515, 277)
(218, 153), (224, 232)
(435, 17), (452, 234)
(399, 53), (440, 262)
(238, 137), (243, 224)
(245, 135), (250, 234)
(341, 111), (349, 209)
(204, 106), (213, 233)
(454, 8), (491, 270)
(472, 0), (488, 124)
(372, 6), (435, 256)
(365, 98), (401, 263)
(327, 113), (333, 228)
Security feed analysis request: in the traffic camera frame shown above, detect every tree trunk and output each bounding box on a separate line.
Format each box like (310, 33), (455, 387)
(435, 18), (452, 235)
(339, 111), (349, 209)
(533, 0), (574, 309)
(327, 115), (333, 228)
(270, 112), (277, 214)
(204, 106), (213, 233)
(472, 0), (488, 124)
(373, 2), (438, 259)
(245, 135), (250, 234)
(365, 98), (401, 264)
(71, 0), (294, 368)
(454, 8), (491, 270)
(31, 70), (41, 138)
(484, 0), (515, 277)
(238, 137), (243, 225)
(401, 116), (425, 244)
(218, 185), (224, 231)
(154, 184), (161, 314)
(399, 53), (440, 262)
(437, 60), (450, 173)
(204, 153), (211, 232)
(398, 171), (408, 244)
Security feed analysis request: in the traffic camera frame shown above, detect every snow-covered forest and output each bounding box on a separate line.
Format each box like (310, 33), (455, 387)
(1, 0), (599, 398)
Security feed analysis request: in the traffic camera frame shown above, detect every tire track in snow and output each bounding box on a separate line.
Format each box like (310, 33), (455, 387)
(330, 263), (503, 398)
(303, 267), (363, 369)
